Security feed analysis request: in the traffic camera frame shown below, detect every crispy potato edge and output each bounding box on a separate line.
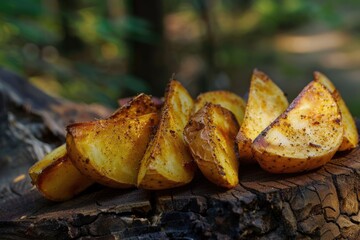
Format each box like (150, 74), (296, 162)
(252, 81), (343, 173)
(137, 80), (196, 190)
(184, 103), (239, 188)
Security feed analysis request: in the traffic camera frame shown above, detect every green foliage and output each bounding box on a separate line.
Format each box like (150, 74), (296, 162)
(0, 0), (358, 114)
(0, 0), (152, 107)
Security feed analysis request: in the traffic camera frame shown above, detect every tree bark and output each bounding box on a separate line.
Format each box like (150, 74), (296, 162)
(0, 69), (360, 239)
(125, 0), (167, 97)
(0, 67), (110, 207)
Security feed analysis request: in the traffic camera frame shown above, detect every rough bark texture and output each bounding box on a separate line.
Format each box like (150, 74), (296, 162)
(0, 69), (360, 240)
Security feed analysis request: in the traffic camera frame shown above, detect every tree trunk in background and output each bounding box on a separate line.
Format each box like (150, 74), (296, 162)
(198, 0), (215, 92)
(58, 0), (86, 56)
(126, 0), (167, 97)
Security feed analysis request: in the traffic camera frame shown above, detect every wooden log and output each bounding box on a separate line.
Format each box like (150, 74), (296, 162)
(0, 68), (111, 204)
(0, 69), (360, 239)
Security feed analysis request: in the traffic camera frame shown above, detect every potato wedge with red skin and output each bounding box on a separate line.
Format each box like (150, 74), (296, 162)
(236, 70), (288, 163)
(137, 80), (196, 190)
(314, 71), (358, 151)
(184, 103), (240, 188)
(252, 81), (343, 174)
(29, 144), (93, 201)
(193, 90), (246, 125)
(66, 94), (159, 188)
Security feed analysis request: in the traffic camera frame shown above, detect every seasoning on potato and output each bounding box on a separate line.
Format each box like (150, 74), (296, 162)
(66, 94), (159, 188)
(193, 90), (246, 125)
(314, 71), (358, 151)
(28, 144), (94, 201)
(236, 69), (288, 164)
(252, 81), (343, 174)
(137, 80), (196, 190)
(184, 103), (240, 188)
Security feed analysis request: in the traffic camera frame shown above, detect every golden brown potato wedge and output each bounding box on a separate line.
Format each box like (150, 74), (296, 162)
(314, 71), (358, 151)
(110, 93), (158, 119)
(118, 96), (163, 110)
(236, 70), (288, 163)
(29, 144), (93, 201)
(252, 81), (343, 174)
(66, 94), (159, 188)
(137, 80), (196, 190)
(193, 90), (246, 125)
(184, 103), (239, 188)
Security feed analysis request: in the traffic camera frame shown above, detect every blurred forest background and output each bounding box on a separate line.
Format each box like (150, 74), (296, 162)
(1, 0), (360, 116)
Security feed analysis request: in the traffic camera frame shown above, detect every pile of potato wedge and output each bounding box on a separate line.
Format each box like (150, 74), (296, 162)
(29, 70), (358, 201)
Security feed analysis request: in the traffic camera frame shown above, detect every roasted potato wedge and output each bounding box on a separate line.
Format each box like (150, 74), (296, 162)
(118, 96), (163, 110)
(314, 71), (358, 150)
(236, 70), (288, 163)
(29, 144), (93, 201)
(184, 103), (240, 188)
(137, 80), (196, 190)
(66, 94), (159, 188)
(110, 93), (158, 119)
(193, 90), (246, 125)
(252, 81), (343, 173)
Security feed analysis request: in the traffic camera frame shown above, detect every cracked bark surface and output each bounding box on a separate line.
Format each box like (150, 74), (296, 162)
(0, 69), (360, 240)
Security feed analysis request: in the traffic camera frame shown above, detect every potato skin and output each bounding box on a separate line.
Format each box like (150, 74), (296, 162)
(314, 71), (358, 151)
(66, 94), (159, 188)
(137, 80), (196, 190)
(252, 81), (343, 174)
(67, 112), (159, 188)
(118, 96), (163, 110)
(29, 144), (93, 201)
(193, 90), (246, 125)
(110, 93), (158, 119)
(184, 103), (240, 188)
